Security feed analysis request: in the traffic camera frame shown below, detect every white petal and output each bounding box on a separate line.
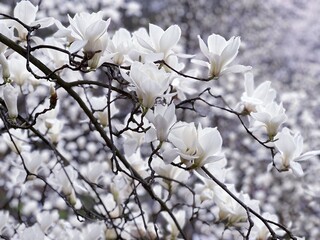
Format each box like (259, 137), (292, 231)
(14, 1), (38, 24)
(244, 71), (254, 96)
(136, 36), (155, 52)
(297, 150), (320, 161)
(207, 33), (227, 54)
(290, 161), (304, 177)
(221, 64), (252, 75)
(149, 23), (164, 49)
(220, 36), (240, 66)
(160, 25), (181, 53)
(191, 59), (210, 68)
(198, 35), (210, 60)
(32, 17), (55, 28)
(69, 39), (88, 53)
(162, 148), (179, 164)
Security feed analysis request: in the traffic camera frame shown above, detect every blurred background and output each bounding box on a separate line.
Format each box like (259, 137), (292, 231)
(1, 0), (320, 238)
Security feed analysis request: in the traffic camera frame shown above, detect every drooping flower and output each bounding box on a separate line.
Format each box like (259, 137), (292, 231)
(121, 62), (172, 110)
(194, 33), (251, 78)
(3, 83), (19, 120)
(239, 72), (276, 114)
(272, 127), (320, 177)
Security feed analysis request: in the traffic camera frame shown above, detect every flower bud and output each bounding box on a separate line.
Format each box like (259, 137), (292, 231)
(0, 53), (10, 80)
(3, 84), (19, 120)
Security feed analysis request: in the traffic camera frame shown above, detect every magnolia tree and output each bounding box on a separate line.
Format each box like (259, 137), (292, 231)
(0, 1), (319, 240)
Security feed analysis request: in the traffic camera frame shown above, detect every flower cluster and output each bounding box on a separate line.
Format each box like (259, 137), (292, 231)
(0, 1), (318, 240)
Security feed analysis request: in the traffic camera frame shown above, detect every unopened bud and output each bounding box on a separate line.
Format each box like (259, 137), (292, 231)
(49, 84), (57, 109)
(0, 53), (10, 81)
(3, 83), (19, 120)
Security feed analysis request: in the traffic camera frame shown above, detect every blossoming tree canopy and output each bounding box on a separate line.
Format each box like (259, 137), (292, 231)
(0, 0), (319, 239)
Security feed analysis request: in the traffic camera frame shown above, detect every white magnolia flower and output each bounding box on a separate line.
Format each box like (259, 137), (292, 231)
(52, 165), (78, 205)
(165, 122), (224, 171)
(0, 23), (12, 80)
(7, 54), (34, 87)
(8, 0), (55, 41)
(214, 185), (260, 226)
(161, 210), (186, 239)
(272, 127), (320, 177)
(0, 53), (10, 80)
(134, 23), (181, 62)
(121, 62), (172, 109)
(251, 212), (279, 240)
(36, 211), (59, 233)
(152, 157), (190, 192)
(194, 33), (251, 78)
(90, 95), (119, 127)
(67, 12), (111, 68)
(106, 28), (133, 65)
(145, 104), (177, 142)
(251, 101), (287, 138)
(21, 152), (42, 178)
(240, 72), (276, 113)
(3, 83), (19, 120)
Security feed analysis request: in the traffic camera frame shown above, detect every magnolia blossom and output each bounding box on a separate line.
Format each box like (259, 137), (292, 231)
(7, 0), (54, 41)
(36, 211), (59, 234)
(145, 104), (177, 142)
(272, 127), (320, 176)
(66, 12), (111, 68)
(152, 157), (190, 192)
(0, 23), (13, 80)
(90, 95), (119, 127)
(106, 28), (133, 65)
(240, 72), (276, 113)
(214, 185), (260, 226)
(194, 33), (251, 78)
(165, 122), (224, 172)
(252, 212), (279, 240)
(3, 84), (19, 120)
(134, 23), (181, 61)
(161, 210), (186, 239)
(121, 62), (172, 109)
(251, 102), (287, 138)
(20, 152), (42, 179)
(52, 165), (78, 205)
(7, 55), (34, 87)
